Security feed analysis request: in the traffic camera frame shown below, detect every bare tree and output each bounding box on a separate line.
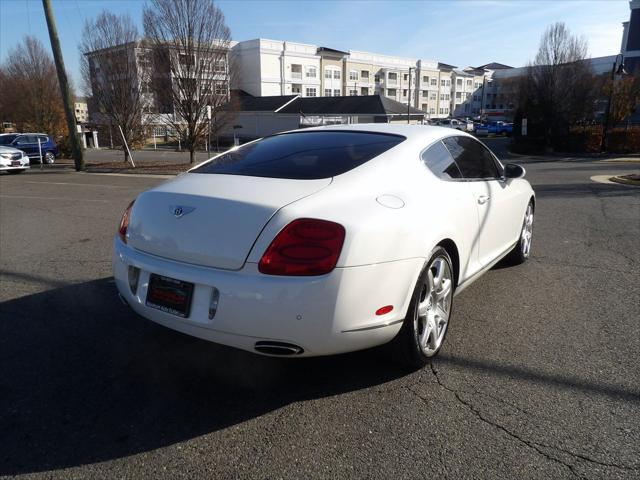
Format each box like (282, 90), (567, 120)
(80, 11), (149, 163)
(143, 0), (234, 164)
(0, 36), (67, 137)
(516, 23), (596, 145)
(602, 75), (640, 127)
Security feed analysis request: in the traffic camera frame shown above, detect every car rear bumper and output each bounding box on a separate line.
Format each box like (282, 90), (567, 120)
(0, 161), (29, 171)
(113, 238), (421, 357)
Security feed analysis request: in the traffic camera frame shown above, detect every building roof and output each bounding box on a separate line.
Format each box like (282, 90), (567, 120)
(233, 95), (298, 112)
(317, 46), (349, 56)
(437, 62), (457, 71)
(477, 62), (513, 70)
(228, 94), (425, 116)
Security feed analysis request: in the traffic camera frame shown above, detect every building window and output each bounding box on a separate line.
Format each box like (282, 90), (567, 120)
(387, 88), (397, 97)
(334, 70), (341, 79)
(446, 80), (451, 86)
(306, 66), (316, 78)
(388, 72), (397, 83)
(439, 108), (444, 114)
(375, 74), (380, 83)
(215, 83), (227, 95)
(349, 70), (358, 81)
(456, 92), (462, 99)
(440, 94), (445, 100)
(361, 70), (369, 80)
(334, 89), (341, 96)
(360, 87), (368, 95)
(475, 82), (481, 89)
(467, 80), (472, 87)
(306, 87), (317, 97)
(291, 64), (302, 79)
(422, 90), (428, 98)
(456, 79), (462, 86)
(292, 84), (301, 94)
(213, 60), (226, 73)
(403, 73), (409, 81)
(423, 75), (429, 83)
(349, 89), (357, 96)
(430, 93), (437, 100)
(325, 88), (332, 96)
(431, 78), (437, 86)
(441, 79), (446, 86)
(421, 103), (428, 110)
(444, 108), (449, 114)
(403, 89), (407, 97)
(430, 108), (435, 114)
(325, 69), (332, 79)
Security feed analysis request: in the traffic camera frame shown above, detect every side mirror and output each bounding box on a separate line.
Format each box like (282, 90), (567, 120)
(504, 163), (525, 179)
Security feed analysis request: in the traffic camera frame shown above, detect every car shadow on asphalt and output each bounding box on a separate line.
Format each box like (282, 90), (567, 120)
(2, 277), (639, 475)
(0, 277), (409, 475)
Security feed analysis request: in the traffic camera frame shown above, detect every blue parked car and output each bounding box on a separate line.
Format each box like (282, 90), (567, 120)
(474, 121), (513, 136)
(0, 133), (59, 164)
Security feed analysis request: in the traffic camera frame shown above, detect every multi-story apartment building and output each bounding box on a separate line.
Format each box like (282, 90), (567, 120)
(450, 68), (486, 117)
(231, 39), (460, 119)
(231, 39), (321, 97)
(85, 40), (232, 128)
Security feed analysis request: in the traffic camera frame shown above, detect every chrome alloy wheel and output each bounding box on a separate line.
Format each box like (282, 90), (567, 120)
(413, 256), (453, 357)
(521, 204), (534, 258)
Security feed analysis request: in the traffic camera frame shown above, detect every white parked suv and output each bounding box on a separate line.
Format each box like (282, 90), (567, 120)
(0, 146), (30, 174)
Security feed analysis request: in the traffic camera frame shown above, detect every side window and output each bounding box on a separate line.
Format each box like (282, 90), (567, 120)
(13, 135), (26, 145)
(421, 140), (462, 180)
(24, 135), (38, 144)
(442, 136), (500, 179)
(38, 135), (48, 143)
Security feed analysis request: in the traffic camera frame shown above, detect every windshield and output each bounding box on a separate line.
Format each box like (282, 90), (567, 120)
(192, 131), (405, 180)
(0, 135), (18, 145)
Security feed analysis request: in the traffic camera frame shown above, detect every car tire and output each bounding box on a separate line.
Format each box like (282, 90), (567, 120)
(504, 201), (534, 265)
(44, 151), (55, 164)
(390, 246), (455, 368)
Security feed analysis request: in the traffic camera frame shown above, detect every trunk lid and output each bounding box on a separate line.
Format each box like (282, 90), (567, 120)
(127, 173), (331, 270)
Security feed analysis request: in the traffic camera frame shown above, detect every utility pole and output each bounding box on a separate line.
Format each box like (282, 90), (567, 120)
(42, 0), (84, 171)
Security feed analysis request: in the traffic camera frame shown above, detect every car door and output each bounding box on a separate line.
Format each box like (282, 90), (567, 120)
(14, 135), (37, 158)
(420, 140), (483, 281)
(442, 135), (518, 267)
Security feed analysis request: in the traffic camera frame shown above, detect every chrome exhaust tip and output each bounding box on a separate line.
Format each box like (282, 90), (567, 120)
(254, 341), (304, 356)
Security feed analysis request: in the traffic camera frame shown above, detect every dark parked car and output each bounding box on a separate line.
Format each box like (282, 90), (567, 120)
(0, 133), (59, 164)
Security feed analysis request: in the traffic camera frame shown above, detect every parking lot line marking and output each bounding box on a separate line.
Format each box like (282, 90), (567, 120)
(26, 181), (127, 188)
(77, 172), (175, 179)
(0, 194), (109, 203)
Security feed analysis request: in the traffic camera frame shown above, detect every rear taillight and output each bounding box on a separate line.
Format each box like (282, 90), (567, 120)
(118, 200), (135, 243)
(258, 218), (345, 276)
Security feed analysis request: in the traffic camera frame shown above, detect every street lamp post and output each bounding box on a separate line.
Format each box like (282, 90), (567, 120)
(601, 54), (628, 152)
(407, 67), (415, 124)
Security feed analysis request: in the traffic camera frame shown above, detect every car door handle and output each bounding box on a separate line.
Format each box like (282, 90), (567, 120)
(477, 195), (490, 204)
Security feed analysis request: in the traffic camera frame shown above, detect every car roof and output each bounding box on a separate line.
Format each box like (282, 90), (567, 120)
(1, 132), (48, 136)
(299, 123), (473, 143)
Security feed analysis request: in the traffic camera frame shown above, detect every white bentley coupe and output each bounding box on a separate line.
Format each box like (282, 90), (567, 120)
(113, 125), (534, 367)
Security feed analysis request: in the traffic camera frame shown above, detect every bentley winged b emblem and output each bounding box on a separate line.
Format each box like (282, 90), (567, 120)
(170, 205), (196, 218)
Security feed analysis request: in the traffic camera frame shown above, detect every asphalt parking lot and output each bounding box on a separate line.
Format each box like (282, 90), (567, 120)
(1, 157), (639, 479)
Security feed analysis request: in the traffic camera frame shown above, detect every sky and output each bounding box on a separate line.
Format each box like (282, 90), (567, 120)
(0, 0), (630, 90)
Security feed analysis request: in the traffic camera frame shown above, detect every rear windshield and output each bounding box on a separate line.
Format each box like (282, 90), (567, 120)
(192, 131), (405, 179)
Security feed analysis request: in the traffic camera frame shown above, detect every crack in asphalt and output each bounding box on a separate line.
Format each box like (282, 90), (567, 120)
(413, 363), (640, 478)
